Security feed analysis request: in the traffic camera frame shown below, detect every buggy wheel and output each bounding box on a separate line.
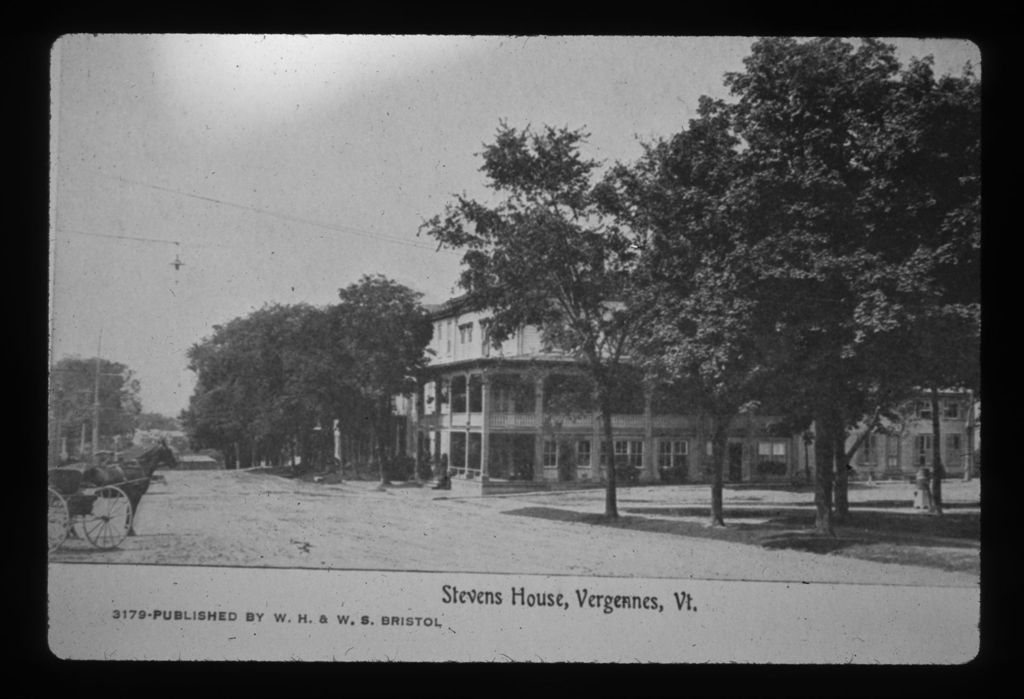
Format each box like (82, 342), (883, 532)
(82, 486), (133, 550)
(48, 487), (69, 553)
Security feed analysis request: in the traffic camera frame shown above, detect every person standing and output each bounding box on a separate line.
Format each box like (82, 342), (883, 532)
(433, 453), (451, 490)
(914, 466), (933, 510)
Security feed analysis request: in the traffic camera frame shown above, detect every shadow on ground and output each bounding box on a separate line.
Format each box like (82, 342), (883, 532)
(502, 504), (980, 575)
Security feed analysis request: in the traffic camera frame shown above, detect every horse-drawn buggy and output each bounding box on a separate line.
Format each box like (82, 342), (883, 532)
(48, 441), (177, 552)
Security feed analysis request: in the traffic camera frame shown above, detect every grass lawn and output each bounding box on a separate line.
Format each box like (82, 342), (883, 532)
(504, 495), (980, 576)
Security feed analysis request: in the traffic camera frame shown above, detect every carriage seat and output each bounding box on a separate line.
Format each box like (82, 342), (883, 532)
(48, 467), (84, 496)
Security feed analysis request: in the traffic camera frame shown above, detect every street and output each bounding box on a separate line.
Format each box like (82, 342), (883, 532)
(49, 469), (979, 586)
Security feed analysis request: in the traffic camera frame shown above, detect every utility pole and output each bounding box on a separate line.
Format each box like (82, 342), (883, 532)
(92, 329), (102, 464)
(48, 379), (61, 468)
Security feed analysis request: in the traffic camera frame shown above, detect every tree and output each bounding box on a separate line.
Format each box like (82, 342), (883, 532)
(859, 57), (981, 515)
(183, 304), (319, 469)
(712, 38), (979, 533)
(50, 356), (142, 462)
(420, 123), (648, 518)
(604, 38), (978, 534)
(182, 282), (430, 480)
(135, 412), (181, 431)
(600, 98), (783, 526)
(333, 275), (433, 485)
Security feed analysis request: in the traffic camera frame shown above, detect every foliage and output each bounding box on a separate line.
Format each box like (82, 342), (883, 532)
(51, 356), (142, 456)
(333, 275), (433, 482)
(135, 412), (181, 431)
(182, 276), (431, 476)
(603, 37), (979, 530)
(420, 123), (651, 517)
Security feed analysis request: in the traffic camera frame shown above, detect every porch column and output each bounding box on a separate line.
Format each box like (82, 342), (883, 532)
(534, 375), (545, 482)
(744, 412), (755, 482)
(445, 376), (454, 473)
(641, 388), (655, 483)
(696, 412), (707, 484)
(464, 371), (472, 476)
(481, 373), (491, 482)
(964, 392), (975, 481)
(411, 385), (422, 485)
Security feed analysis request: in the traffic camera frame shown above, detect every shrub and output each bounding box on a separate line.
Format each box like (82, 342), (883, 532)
(658, 465), (687, 484)
(755, 460), (788, 476)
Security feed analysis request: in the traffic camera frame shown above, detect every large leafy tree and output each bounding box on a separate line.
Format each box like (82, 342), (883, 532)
(606, 38), (978, 533)
(600, 97), (785, 525)
(183, 279), (430, 477)
(420, 123), (648, 518)
(858, 56), (981, 514)
(50, 356), (142, 462)
(714, 38), (978, 533)
(183, 304), (319, 469)
(333, 275), (432, 485)
(135, 412), (181, 431)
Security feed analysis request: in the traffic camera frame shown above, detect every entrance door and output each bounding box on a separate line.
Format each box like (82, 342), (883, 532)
(727, 442), (744, 482)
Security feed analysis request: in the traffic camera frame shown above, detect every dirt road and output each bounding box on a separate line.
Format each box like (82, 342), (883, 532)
(49, 469), (979, 586)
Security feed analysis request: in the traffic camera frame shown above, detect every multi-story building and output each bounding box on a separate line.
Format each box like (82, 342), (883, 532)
(398, 297), (979, 492)
(845, 392), (979, 479)
(404, 297), (809, 493)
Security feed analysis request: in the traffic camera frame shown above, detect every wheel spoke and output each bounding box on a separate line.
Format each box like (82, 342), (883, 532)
(48, 488), (69, 553)
(83, 487), (131, 549)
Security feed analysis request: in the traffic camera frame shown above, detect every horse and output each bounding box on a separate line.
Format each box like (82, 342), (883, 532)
(82, 440), (178, 536)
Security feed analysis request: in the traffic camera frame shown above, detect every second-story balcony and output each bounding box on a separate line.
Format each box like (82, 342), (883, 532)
(417, 412), (697, 432)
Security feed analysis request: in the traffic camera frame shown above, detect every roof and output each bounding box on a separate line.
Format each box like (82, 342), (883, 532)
(426, 293), (479, 320)
(179, 454), (219, 463)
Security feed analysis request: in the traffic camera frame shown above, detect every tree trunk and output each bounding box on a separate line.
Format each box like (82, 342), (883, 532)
(964, 398), (975, 482)
(709, 419), (729, 527)
(598, 386), (618, 519)
(929, 387), (944, 515)
(375, 408), (390, 486)
(813, 415), (835, 536)
(834, 430), (849, 520)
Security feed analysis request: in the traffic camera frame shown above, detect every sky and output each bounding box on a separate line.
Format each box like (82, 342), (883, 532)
(48, 35), (980, 417)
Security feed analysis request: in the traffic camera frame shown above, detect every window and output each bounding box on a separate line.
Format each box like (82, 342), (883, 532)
(468, 375), (483, 413)
(601, 440), (642, 466)
(886, 435), (899, 468)
(576, 440), (591, 467)
(631, 441), (644, 468)
(915, 400), (933, 420)
(615, 440), (644, 468)
(492, 380), (532, 414)
(451, 375), (467, 413)
(459, 322), (473, 345)
(543, 440), (558, 467)
(915, 434), (933, 466)
(756, 440), (788, 476)
(658, 440), (689, 469)
(857, 434), (879, 465)
(946, 433), (963, 466)
(493, 387), (512, 413)
(446, 320), (453, 355)
(944, 401), (960, 419)
(658, 440), (688, 482)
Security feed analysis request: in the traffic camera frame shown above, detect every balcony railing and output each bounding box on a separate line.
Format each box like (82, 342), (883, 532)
(419, 412), (695, 431)
(489, 413), (539, 429)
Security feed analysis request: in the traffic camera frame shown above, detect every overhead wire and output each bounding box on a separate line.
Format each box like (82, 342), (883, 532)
(80, 171), (455, 254)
